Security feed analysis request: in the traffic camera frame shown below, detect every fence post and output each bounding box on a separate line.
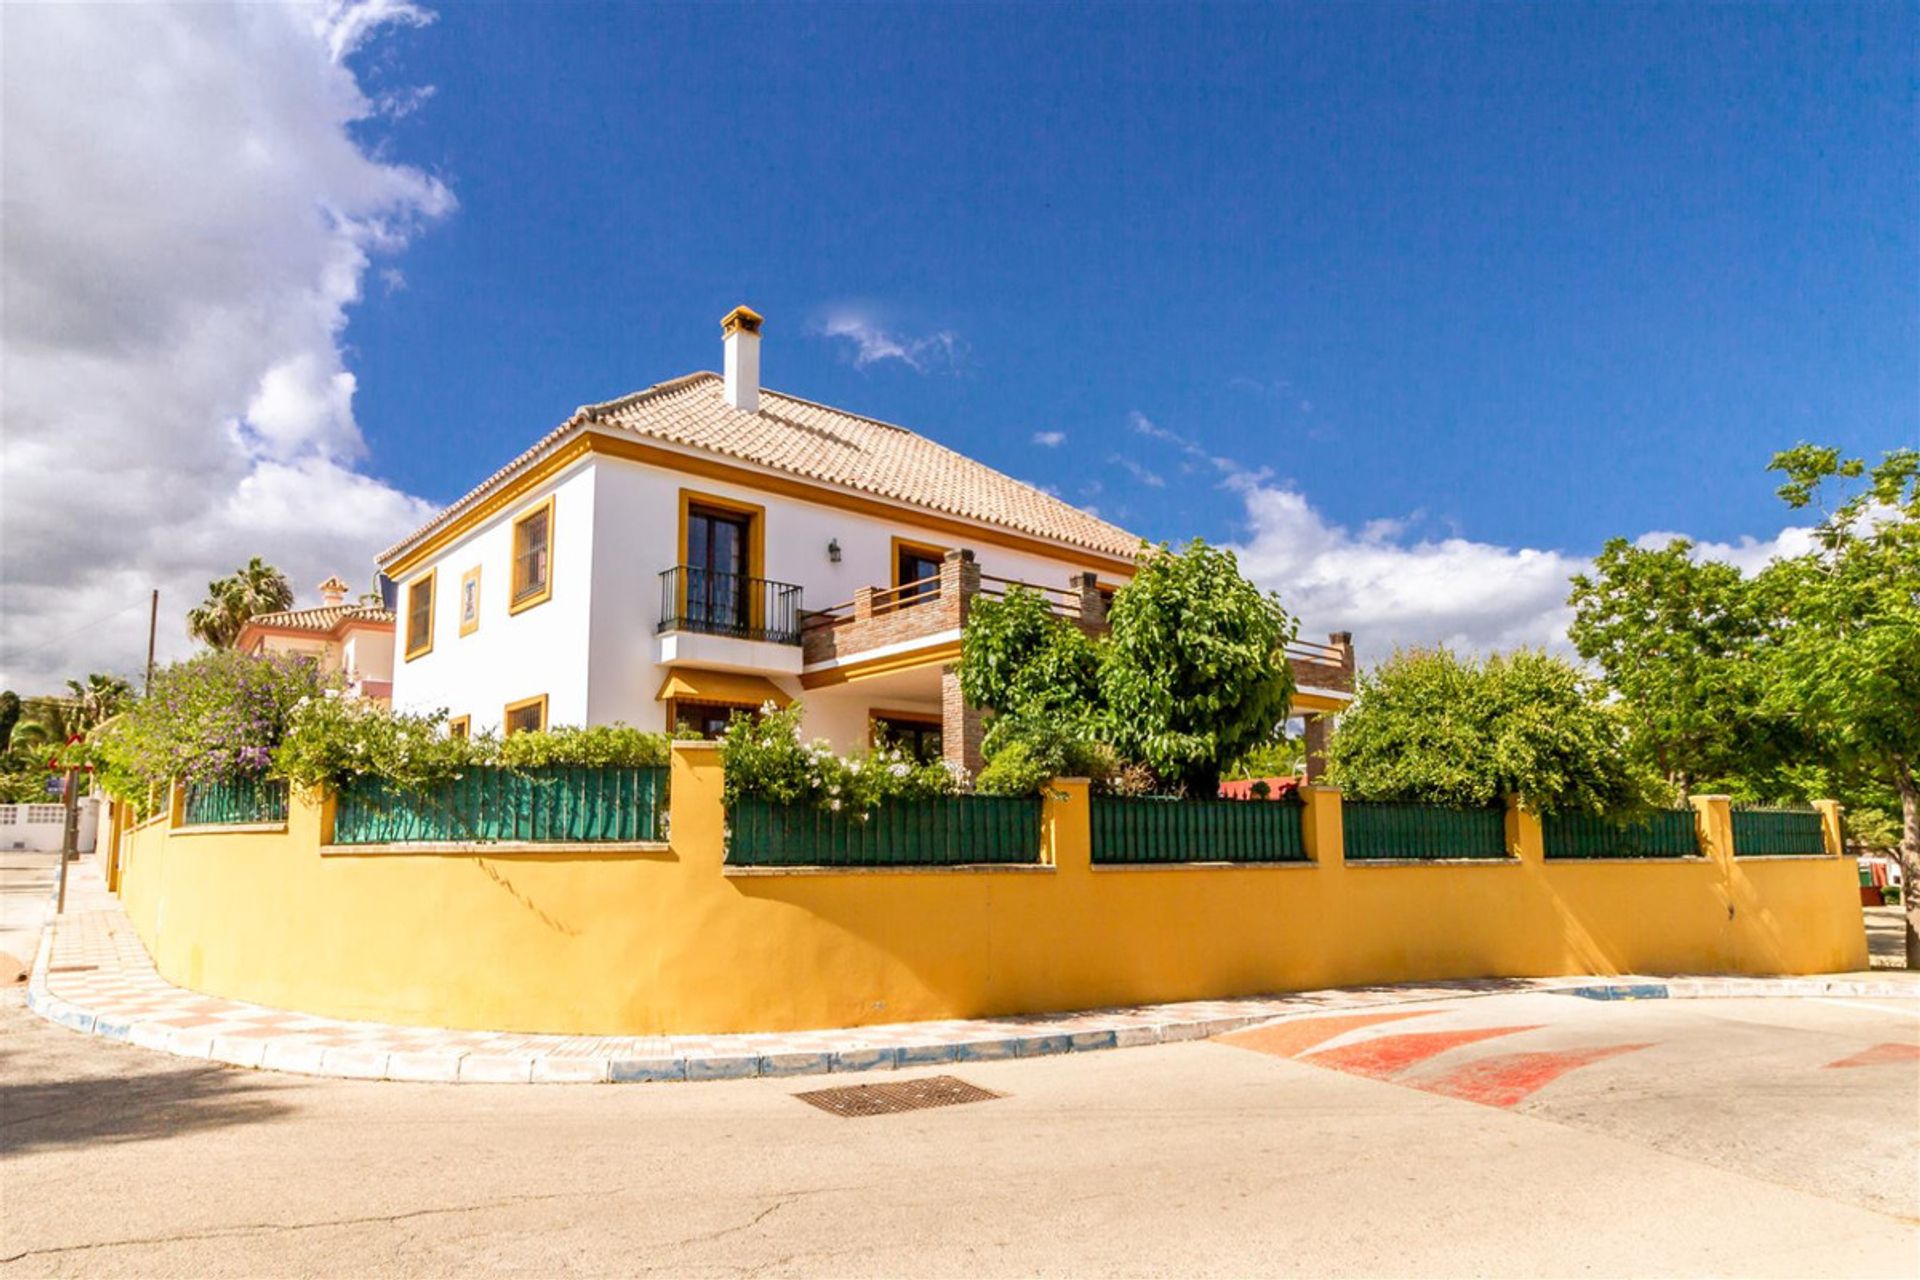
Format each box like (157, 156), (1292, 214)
(1689, 795), (1735, 865)
(1042, 778), (1090, 872)
(670, 740), (727, 870)
(307, 785), (338, 847)
(1812, 799), (1845, 858)
(1301, 786), (1344, 868)
(166, 780), (186, 830)
(1505, 796), (1544, 865)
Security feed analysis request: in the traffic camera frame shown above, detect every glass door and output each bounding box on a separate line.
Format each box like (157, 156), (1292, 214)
(687, 506), (752, 634)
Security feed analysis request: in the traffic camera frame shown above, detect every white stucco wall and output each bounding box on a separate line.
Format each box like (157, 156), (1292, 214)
(394, 446), (1123, 747)
(342, 626), (395, 685)
(388, 462), (597, 735)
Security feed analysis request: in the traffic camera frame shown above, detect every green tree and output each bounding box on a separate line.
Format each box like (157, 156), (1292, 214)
(956, 584), (1101, 720)
(1568, 538), (1796, 797)
(187, 557), (294, 649)
(65, 674), (133, 733)
(0, 691), (18, 753)
(1329, 647), (1646, 817)
(1758, 444), (1919, 964)
(1100, 540), (1297, 793)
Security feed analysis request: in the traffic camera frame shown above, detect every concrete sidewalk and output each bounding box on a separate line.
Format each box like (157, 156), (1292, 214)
(29, 859), (1917, 1084)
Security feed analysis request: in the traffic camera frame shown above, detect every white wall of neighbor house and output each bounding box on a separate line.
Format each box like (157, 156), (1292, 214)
(584, 449), (1125, 741)
(342, 626), (394, 685)
(388, 462), (598, 735)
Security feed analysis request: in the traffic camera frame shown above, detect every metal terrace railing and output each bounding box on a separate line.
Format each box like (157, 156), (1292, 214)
(657, 566), (804, 646)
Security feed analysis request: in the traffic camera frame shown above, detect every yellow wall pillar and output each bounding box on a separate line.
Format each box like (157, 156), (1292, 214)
(1813, 799), (1846, 858)
(1690, 794), (1735, 865)
(669, 740), (726, 870)
(166, 780), (186, 830)
(1042, 778), (1091, 871)
(1505, 796), (1545, 865)
(1301, 785), (1344, 868)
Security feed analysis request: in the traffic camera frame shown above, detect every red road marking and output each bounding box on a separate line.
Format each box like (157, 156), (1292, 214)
(1418, 1043), (1652, 1108)
(1304, 1025), (1538, 1079)
(1217, 1010), (1439, 1059)
(1824, 1042), (1920, 1070)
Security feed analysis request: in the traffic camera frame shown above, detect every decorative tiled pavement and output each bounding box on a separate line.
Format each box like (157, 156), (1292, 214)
(28, 861), (1916, 1084)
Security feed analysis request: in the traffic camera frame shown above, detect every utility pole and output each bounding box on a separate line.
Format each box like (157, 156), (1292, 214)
(54, 753), (80, 915)
(144, 588), (159, 694)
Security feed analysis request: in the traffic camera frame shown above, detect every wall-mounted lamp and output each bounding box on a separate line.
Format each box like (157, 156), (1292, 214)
(827, 538), (842, 564)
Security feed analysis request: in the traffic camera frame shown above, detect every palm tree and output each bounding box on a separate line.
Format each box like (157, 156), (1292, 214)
(187, 557), (295, 649)
(12, 697), (81, 749)
(64, 674), (133, 731)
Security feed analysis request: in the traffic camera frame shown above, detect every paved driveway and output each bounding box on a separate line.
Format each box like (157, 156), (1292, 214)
(0, 849), (60, 983)
(2, 988), (1914, 1278)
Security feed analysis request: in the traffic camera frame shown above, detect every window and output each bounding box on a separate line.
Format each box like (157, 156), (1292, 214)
(510, 498), (554, 613)
(504, 695), (548, 736)
(872, 713), (943, 765)
(447, 715), (470, 740)
(892, 538), (946, 606)
(459, 566), (481, 636)
(671, 701), (755, 740)
(404, 572), (434, 660)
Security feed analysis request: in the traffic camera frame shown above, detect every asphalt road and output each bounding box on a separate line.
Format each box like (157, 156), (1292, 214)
(3, 988), (1915, 1278)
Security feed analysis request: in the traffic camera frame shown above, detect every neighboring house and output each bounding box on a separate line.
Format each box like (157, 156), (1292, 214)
(236, 576), (396, 704)
(378, 307), (1353, 769)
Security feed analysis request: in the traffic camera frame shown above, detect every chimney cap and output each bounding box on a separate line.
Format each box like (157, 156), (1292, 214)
(318, 574), (351, 606)
(721, 305), (764, 337)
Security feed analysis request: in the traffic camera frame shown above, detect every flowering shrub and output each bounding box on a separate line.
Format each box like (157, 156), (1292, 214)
(496, 723), (669, 769)
(720, 702), (959, 812)
(272, 695), (486, 792)
(91, 651), (328, 799)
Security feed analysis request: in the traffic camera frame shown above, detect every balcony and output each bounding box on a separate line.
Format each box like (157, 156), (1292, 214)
(655, 566), (806, 675)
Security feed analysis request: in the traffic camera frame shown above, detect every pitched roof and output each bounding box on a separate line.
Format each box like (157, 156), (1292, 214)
(242, 604), (394, 634)
(379, 372), (1142, 565)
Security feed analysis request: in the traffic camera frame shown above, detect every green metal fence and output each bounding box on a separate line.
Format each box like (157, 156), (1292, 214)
(1732, 806), (1826, 857)
(333, 766), (668, 845)
(727, 795), (1042, 867)
(1091, 796), (1306, 864)
(1542, 808), (1699, 859)
(182, 776), (289, 826)
(1342, 801), (1509, 861)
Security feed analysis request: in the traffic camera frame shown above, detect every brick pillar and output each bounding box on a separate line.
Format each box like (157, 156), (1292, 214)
(1330, 631), (1356, 690)
(1303, 713), (1333, 782)
(939, 548), (980, 627)
(1071, 572), (1107, 626)
(853, 586), (876, 622)
(941, 664), (985, 776)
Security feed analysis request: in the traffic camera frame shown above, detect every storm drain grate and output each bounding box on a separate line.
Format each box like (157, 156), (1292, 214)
(794, 1074), (1002, 1118)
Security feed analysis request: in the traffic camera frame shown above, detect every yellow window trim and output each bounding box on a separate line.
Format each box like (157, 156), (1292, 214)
(677, 488), (767, 579)
(889, 536), (948, 588)
(459, 565), (482, 637)
(447, 715), (471, 739)
(508, 496), (556, 616)
(403, 569), (436, 661)
(503, 694), (549, 735)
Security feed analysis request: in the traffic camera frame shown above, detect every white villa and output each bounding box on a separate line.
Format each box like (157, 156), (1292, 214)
(378, 307), (1353, 770)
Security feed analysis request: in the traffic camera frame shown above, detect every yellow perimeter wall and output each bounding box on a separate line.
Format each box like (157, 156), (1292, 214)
(111, 745), (1868, 1037)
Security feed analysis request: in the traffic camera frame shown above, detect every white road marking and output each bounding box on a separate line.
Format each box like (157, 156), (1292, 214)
(1808, 997), (1920, 1019)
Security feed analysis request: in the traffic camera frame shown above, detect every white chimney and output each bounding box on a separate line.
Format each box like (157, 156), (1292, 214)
(721, 305), (764, 412)
(318, 575), (350, 607)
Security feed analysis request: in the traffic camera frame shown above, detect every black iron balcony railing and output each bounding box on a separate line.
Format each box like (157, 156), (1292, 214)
(657, 566), (804, 646)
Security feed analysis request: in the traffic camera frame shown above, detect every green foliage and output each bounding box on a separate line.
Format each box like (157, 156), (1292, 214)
(1100, 540), (1297, 793)
(1568, 538), (1797, 796)
(187, 556), (294, 649)
(91, 651), (328, 799)
(973, 742), (1055, 797)
(1227, 736), (1305, 781)
(1758, 444), (1920, 919)
(719, 702), (960, 811)
(957, 585), (1101, 717)
(496, 724), (670, 769)
(272, 695), (488, 792)
(1845, 807), (1902, 853)
(975, 706), (1121, 796)
(0, 692), (19, 753)
(1329, 647), (1648, 817)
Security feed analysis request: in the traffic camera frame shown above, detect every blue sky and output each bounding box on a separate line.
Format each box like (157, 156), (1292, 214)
(351, 2), (1914, 549)
(4, 1), (1915, 689)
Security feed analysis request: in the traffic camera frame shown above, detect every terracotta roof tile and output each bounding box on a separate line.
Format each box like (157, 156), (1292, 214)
(245, 604), (394, 633)
(380, 373), (1140, 565)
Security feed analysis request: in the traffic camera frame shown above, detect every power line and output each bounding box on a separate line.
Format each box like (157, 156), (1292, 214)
(2, 596), (155, 665)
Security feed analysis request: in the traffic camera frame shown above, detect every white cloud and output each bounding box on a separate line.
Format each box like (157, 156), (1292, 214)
(1032, 430), (1066, 448)
(1224, 479), (1819, 663)
(1129, 409), (1259, 483)
(0, 2), (450, 692)
(816, 309), (965, 372)
(1108, 456), (1167, 489)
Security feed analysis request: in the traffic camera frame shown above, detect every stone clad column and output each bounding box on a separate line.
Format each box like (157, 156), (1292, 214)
(940, 664), (985, 777)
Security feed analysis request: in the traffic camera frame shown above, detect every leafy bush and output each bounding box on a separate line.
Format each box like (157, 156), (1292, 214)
(974, 742), (1054, 796)
(1329, 647), (1651, 817)
(958, 584), (1101, 718)
(497, 724), (669, 769)
(91, 651), (328, 799)
(976, 705), (1123, 796)
(273, 695), (487, 792)
(720, 702), (959, 812)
